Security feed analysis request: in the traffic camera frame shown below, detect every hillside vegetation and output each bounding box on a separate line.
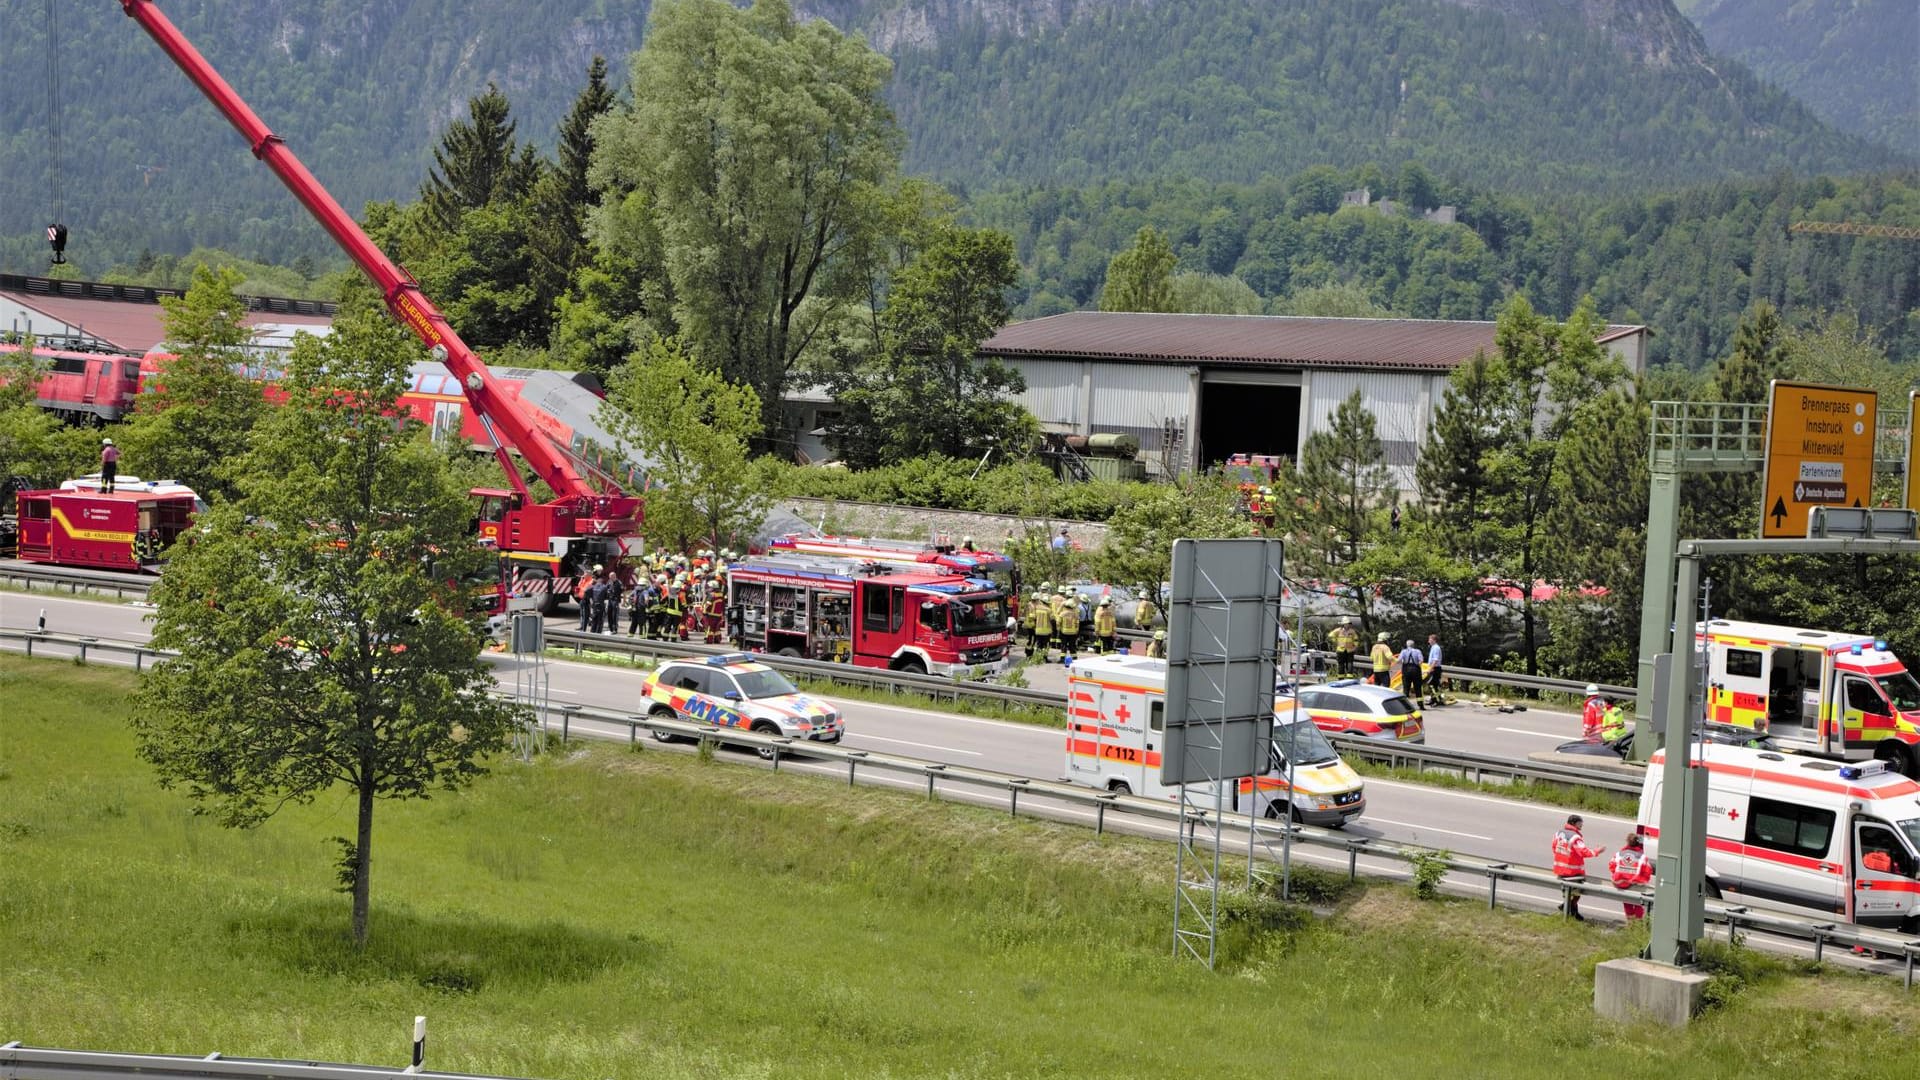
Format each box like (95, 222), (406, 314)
(5, 656), (1919, 1079)
(1681, 0), (1919, 156)
(2, 0), (1904, 272)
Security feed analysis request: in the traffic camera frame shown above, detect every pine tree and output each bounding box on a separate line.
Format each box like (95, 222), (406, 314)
(419, 84), (540, 232)
(1295, 389), (1392, 629)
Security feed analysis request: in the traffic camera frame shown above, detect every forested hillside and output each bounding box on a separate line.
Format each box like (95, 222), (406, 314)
(970, 167), (1920, 371)
(1, 0), (1903, 273)
(1678, 0), (1919, 156)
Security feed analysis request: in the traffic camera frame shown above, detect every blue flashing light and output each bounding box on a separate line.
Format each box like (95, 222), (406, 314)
(1326, 678), (1361, 688)
(1839, 765), (1863, 779)
(704, 652), (754, 667)
(1851, 644), (1864, 656)
(1876, 639), (1889, 651)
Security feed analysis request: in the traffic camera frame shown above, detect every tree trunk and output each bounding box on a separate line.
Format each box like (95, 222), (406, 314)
(351, 765), (375, 947)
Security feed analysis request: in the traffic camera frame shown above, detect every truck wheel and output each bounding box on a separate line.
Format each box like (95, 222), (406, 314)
(776, 647), (801, 658)
(1107, 780), (1132, 797)
(1877, 743), (1917, 778)
(649, 705), (680, 742)
(515, 568), (562, 617)
(751, 721), (783, 761)
(895, 658), (928, 677)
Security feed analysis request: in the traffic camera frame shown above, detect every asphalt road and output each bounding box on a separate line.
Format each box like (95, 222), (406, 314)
(3, 592), (1628, 872)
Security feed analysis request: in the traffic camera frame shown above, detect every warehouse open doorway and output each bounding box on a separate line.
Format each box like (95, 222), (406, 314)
(1197, 373), (1301, 470)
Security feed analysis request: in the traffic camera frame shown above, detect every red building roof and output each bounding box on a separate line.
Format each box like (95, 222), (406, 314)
(982, 311), (1644, 372)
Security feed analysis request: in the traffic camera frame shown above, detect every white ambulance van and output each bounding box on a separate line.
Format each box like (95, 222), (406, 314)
(1062, 654), (1366, 827)
(1699, 620), (1920, 776)
(1638, 743), (1920, 931)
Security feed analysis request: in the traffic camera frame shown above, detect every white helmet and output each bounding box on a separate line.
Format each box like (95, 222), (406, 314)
(102, 437), (114, 445)
(1585, 684), (1600, 695)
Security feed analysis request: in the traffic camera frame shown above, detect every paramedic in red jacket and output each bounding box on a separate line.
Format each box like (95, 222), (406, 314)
(1609, 833), (1653, 921)
(1552, 813), (1605, 921)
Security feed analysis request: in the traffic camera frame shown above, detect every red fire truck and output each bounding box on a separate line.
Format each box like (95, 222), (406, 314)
(121, 0), (642, 613)
(766, 534), (1021, 616)
(727, 555), (1012, 678)
(15, 477), (200, 572)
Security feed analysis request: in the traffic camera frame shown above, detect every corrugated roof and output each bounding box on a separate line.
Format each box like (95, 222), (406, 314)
(1, 288), (332, 353)
(982, 311), (1644, 371)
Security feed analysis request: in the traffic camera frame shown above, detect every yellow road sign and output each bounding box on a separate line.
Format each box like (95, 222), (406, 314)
(1908, 390), (1919, 512)
(1760, 380), (1877, 538)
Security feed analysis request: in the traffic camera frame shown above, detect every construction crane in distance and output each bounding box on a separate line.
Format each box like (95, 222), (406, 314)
(1789, 220), (1920, 241)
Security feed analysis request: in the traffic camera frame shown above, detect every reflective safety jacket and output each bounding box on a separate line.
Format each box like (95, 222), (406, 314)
(1370, 643), (1394, 672)
(1582, 696), (1606, 740)
(1093, 608), (1116, 637)
(1609, 847), (1652, 891)
(1032, 604), (1055, 636)
(1133, 599), (1158, 630)
(1552, 826), (1599, 878)
(1329, 626), (1359, 653)
(1051, 596), (1075, 631)
(1600, 705), (1627, 742)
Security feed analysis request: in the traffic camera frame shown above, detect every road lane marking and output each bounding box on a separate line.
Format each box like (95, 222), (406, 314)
(1364, 776), (1635, 822)
(848, 734), (983, 756)
(1365, 817), (1491, 841)
(1497, 727), (1571, 739)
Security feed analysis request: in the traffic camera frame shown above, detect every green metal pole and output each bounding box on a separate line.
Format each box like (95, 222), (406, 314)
(1649, 551), (1707, 968)
(1634, 468), (1681, 761)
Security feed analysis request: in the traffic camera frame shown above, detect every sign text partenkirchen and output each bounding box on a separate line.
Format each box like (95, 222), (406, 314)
(1760, 380), (1877, 538)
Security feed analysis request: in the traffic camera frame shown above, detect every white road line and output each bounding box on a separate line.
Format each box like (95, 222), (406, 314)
(848, 734), (984, 756)
(1497, 726), (1570, 739)
(1364, 776), (1635, 822)
(1365, 817), (1492, 841)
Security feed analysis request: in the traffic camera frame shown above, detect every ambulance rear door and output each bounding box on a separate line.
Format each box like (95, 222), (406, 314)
(1096, 681), (1164, 799)
(1849, 816), (1920, 928)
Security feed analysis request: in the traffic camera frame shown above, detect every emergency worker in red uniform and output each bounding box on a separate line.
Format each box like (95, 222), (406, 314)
(1551, 813), (1605, 921)
(1609, 833), (1653, 920)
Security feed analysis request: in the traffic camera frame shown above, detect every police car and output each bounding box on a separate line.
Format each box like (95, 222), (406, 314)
(1293, 679), (1426, 743)
(642, 653), (845, 758)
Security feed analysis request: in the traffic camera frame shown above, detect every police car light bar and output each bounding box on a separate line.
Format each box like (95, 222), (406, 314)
(703, 653), (753, 667)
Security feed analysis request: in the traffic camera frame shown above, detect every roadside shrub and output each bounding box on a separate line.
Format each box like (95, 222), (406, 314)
(1410, 849), (1451, 900)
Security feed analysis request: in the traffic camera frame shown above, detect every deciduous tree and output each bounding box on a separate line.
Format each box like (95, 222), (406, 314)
(601, 338), (775, 553)
(116, 265), (267, 503)
(1295, 389), (1392, 630)
(591, 0), (901, 442)
(1098, 226), (1178, 313)
(131, 300), (517, 948)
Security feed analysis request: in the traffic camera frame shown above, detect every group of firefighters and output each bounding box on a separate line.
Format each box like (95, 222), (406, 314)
(568, 550), (735, 644)
(1017, 583), (1167, 660)
(1326, 617), (1447, 706)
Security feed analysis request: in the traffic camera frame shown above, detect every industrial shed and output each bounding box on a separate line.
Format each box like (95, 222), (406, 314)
(979, 311), (1648, 489)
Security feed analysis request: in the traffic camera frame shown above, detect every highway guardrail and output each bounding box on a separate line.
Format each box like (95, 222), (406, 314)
(5, 626), (1914, 984)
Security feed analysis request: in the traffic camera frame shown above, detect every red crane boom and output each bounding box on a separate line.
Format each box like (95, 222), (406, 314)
(118, 0), (639, 545)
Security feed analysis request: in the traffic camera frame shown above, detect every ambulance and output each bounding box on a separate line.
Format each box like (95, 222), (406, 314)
(1698, 620), (1920, 776)
(1062, 654), (1366, 827)
(1638, 743), (1920, 931)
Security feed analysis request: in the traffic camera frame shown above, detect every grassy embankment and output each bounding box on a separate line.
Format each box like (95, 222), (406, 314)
(4, 655), (1913, 1080)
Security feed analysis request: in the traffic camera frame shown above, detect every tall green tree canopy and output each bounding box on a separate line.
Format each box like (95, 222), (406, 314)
(116, 265), (268, 503)
(591, 0), (903, 440)
(822, 224), (1034, 467)
(132, 297), (517, 947)
(1098, 226), (1178, 313)
(601, 338), (775, 553)
(1295, 389), (1393, 629)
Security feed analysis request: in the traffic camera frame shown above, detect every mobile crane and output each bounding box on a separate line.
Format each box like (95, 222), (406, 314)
(118, 0), (642, 607)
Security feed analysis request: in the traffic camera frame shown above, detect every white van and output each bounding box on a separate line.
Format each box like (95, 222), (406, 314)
(1639, 743), (1920, 931)
(1063, 654), (1366, 827)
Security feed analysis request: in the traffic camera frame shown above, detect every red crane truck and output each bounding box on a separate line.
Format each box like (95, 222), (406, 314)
(117, 0), (642, 609)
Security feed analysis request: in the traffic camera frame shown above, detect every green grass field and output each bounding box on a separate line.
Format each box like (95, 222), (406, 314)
(2, 655), (1915, 1080)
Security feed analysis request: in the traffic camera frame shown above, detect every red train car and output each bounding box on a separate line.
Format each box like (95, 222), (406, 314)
(0, 341), (145, 423)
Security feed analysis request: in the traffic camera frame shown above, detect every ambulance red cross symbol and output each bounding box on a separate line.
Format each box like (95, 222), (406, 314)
(1113, 703), (1131, 724)
(1727, 808), (1740, 821)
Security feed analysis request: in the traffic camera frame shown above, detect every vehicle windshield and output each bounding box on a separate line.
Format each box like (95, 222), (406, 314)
(1273, 717), (1339, 767)
(952, 594), (1007, 635)
(1877, 671), (1920, 713)
(734, 668), (799, 699)
(1380, 695), (1419, 717)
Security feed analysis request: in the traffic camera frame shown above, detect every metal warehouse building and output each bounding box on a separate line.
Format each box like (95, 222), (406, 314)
(979, 311), (1648, 488)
